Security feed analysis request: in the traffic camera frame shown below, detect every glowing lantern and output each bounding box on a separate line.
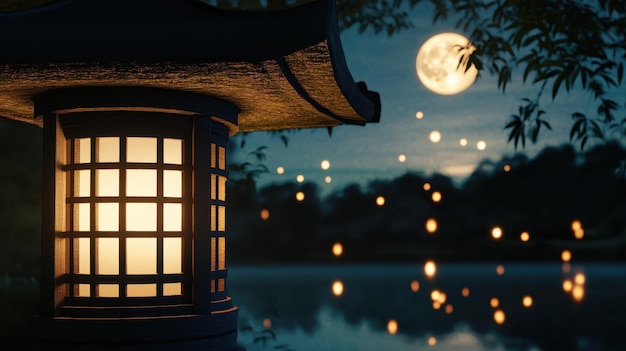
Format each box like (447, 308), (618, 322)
(387, 319), (398, 335)
(424, 260), (437, 278)
(522, 295), (533, 307)
(425, 218), (438, 234)
(410, 280), (420, 292)
(491, 226), (503, 239)
(493, 310), (506, 324)
(376, 196), (386, 206)
(332, 243), (343, 257)
(561, 250), (572, 262)
(332, 280), (344, 297)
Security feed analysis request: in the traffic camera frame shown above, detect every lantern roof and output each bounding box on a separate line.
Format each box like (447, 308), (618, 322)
(0, 0), (380, 133)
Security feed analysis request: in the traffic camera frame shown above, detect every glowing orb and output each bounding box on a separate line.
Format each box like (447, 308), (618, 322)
(490, 297), (499, 308)
(332, 280), (344, 296)
(296, 174), (304, 183)
(493, 310), (506, 324)
(325, 176), (332, 183)
(429, 130), (442, 143)
(561, 250), (571, 262)
(387, 319), (398, 335)
(459, 138), (468, 146)
(461, 287), (470, 297)
(416, 32), (478, 95)
(491, 226), (503, 239)
(332, 243), (343, 257)
(295, 191), (305, 201)
(476, 140), (487, 150)
(416, 111), (424, 119)
(320, 160), (330, 170)
(260, 209), (270, 220)
(410, 280), (420, 292)
(376, 196), (385, 206)
(424, 260), (437, 278)
(522, 295), (533, 308)
(398, 154), (407, 163)
(425, 218), (438, 233)
(276, 166), (285, 174)
(423, 182), (431, 191)
(428, 336), (437, 346)
(520, 232), (530, 242)
(431, 191), (442, 203)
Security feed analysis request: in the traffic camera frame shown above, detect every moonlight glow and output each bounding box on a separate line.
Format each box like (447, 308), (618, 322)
(416, 32), (478, 95)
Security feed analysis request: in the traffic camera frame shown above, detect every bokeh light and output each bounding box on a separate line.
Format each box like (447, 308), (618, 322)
(260, 208), (270, 220)
(496, 265), (505, 275)
(503, 164), (511, 172)
(522, 295), (533, 307)
(332, 280), (344, 296)
(376, 196), (385, 206)
(459, 138), (468, 147)
(398, 154), (406, 163)
(424, 260), (437, 278)
(432, 301), (441, 310)
(562, 279), (573, 292)
(387, 319), (398, 335)
(423, 182), (431, 191)
(491, 226), (503, 239)
(561, 249), (572, 262)
(493, 310), (506, 324)
(332, 243), (343, 257)
(296, 174), (304, 183)
(461, 287), (470, 297)
(276, 166), (285, 174)
(490, 297), (500, 308)
(429, 130), (442, 143)
(325, 176), (332, 183)
(410, 280), (420, 293)
(425, 218), (438, 233)
(431, 191), (442, 203)
(320, 160), (331, 170)
(445, 304), (454, 314)
(430, 289), (441, 301)
(476, 140), (487, 150)
(520, 231), (530, 242)
(416, 111), (424, 119)
(574, 272), (586, 285)
(428, 336), (437, 346)
(295, 191), (305, 201)
(572, 285), (585, 302)
(562, 262), (572, 273)
(263, 318), (272, 329)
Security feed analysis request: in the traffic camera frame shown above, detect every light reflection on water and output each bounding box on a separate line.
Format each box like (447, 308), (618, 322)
(229, 264), (626, 351)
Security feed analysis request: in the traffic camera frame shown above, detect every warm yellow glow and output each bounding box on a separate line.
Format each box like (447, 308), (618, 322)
(503, 164), (511, 172)
(97, 169), (119, 196)
(127, 137), (156, 163)
(561, 250), (572, 262)
(77, 238), (90, 274)
(321, 160), (331, 170)
(163, 283), (182, 296)
(493, 310), (506, 324)
(416, 111), (424, 119)
(424, 260), (436, 278)
(97, 284), (119, 298)
(164, 203), (182, 231)
(97, 238), (119, 275)
(260, 209), (270, 220)
(520, 232), (530, 242)
(571, 220), (582, 231)
(164, 170), (182, 198)
(127, 238), (156, 274)
(75, 203), (90, 231)
(431, 191), (442, 202)
(496, 265), (505, 275)
(574, 272), (586, 285)
(476, 140), (487, 150)
(430, 289), (441, 301)
(127, 284), (157, 297)
(522, 295), (533, 308)
(96, 203), (119, 231)
(437, 292), (447, 304)
(562, 263), (572, 273)
(276, 166), (284, 174)
(387, 319), (398, 335)
(76, 138), (91, 164)
(459, 138), (468, 147)
(332, 280), (344, 296)
(416, 32), (478, 95)
(296, 174), (304, 183)
(263, 318), (272, 329)
(75, 170), (90, 197)
(574, 228), (585, 239)
(432, 301), (441, 310)
(78, 284), (90, 297)
(126, 169), (156, 196)
(461, 287), (470, 297)
(218, 205), (226, 231)
(562, 279), (573, 292)
(325, 176), (332, 183)
(218, 147), (226, 170)
(332, 242), (343, 257)
(429, 130), (442, 143)
(490, 297), (499, 308)
(398, 154), (407, 163)
(218, 237), (226, 270)
(428, 336), (437, 346)
(572, 285), (585, 302)
(425, 218), (438, 233)
(296, 192), (305, 201)
(445, 304), (453, 314)
(410, 280), (420, 292)
(127, 203), (157, 231)
(163, 237), (182, 274)
(163, 138), (182, 165)
(376, 196), (385, 206)
(97, 137), (119, 163)
(491, 226), (503, 239)
(423, 182), (431, 191)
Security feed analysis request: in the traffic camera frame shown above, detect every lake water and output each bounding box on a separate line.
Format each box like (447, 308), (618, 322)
(228, 263), (626, 351)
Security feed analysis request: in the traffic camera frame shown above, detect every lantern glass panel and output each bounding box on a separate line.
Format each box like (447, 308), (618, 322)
(74, 203), (90, 231)
(126, 203), (157, 231)
(126, 169), (156, 197)
(127, 284), (157, 297)
(96, 203), (119, 231)
(97, 284), (119, 298)
(127, 137), (156, 163)
(96, 169), (119, 196)
(74, 170), (90, 197)
(163, 170), (182, 198)
(96, 137), (119, 163)
(163, 203), (182, 232)
(75, 138), (91, 164)
(77, 237), (90, 274)
(163, 237), (182, 274)
(163, 283), (182, 296)
(127, 238), (157, 274)
(96, 238), (119, 275)
(163, 138), (182, 164)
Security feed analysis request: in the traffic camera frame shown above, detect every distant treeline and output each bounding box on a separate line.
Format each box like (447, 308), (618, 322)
(227, 142), (626, 263)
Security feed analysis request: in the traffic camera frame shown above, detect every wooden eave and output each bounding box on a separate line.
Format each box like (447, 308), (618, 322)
(0, 0), (380, 133)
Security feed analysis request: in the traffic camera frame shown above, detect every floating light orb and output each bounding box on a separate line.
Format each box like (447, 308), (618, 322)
(461, 287), (470, 297)
(490, 297), (499, 308)
(437, 292), (447, 304)
(325, 176), (332, 183)
(320, 160), (330, 170)
(561, 250), (571, 262)
(376, 196), (385, 206)
(332, 280), (344, 296)
(491, 226), (503, 239)
(263, 318), (272, 329)
(574, 272), (586, 285)
(332, 243), (343, 257)
(562, 279), (573, 292)
(415, 32), (478, 95)
(431, 191), (442, 203)
(387, 319), (398, 335)
(572, 285), (585, 302)
(429, 130), (442, 143)
(571, 220), (582, 231)
(416, 111), (424, 119)
(423, 182), (431, 191)
(445, 304), (454, 314)
(562, 263), (572, 273)
(522, 295), (533, 308)
(574, 228), (585, 240)
(295, 191), (305, 201)
(260, 208), (270, 220)
(430, 289), (441, 301)
(398, 154), (407, 163)
(425, 218), (438, 233)
(428, 336), (437, 346)
(476, 140), (487, 150)
(424, 260), (437, 278)
(503, 164), (511, 172)
(496, 265), (505, 275)
(459, 138), (468, 146)
(410, 280), (420, 293)
(296, 174), (304, 183)
(432, 301), (441, 310)
(520, 232), (530, 242)
(276, 166), (285, 174)
(493, 310), (506, 324)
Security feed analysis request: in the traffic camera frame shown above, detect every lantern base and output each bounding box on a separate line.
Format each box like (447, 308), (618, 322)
(28, 309), (240, 351)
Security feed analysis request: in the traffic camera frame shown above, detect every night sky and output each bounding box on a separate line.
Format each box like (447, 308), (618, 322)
(237, 2), (605, 196)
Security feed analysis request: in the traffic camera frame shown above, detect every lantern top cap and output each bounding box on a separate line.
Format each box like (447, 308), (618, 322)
(0, 0), (380, 132)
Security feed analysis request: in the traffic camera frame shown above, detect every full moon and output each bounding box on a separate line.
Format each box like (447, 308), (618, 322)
(416, 32), (478, 95)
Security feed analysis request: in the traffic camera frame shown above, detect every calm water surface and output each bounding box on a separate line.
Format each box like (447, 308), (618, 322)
(229, 263), (626, 351)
